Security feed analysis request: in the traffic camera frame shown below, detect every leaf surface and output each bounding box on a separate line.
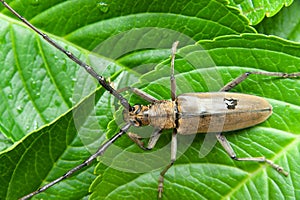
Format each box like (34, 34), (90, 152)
(256, 0), (300, 42)
(229, 0), (293, 25)
(91, 34), (300, 199)
(0, 0), (299, 200)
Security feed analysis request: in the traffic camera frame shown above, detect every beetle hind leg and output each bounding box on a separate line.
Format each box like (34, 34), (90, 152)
(220, 71), (300, 92)
(216, 133), (288, 176)
(231, 155), (288, 176)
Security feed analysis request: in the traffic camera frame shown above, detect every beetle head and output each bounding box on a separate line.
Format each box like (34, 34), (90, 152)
(123, 104), (150, 127)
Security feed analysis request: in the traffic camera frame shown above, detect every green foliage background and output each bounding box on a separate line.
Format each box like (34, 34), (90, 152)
(0, 0), (299, 199)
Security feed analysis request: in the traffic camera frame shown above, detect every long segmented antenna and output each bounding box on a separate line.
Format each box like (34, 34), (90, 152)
(0, 0), (131, 111)
(0, 0), (133, 199)
(19, 122), (132, 200)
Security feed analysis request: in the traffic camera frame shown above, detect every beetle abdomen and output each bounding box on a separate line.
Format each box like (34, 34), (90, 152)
(176, 92), (272, 135)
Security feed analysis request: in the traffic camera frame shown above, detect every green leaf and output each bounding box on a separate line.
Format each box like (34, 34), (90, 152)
(0, 0), (254, 143)
(229, 0), (293, 25)
(256, 0), (300, 42)
(0, 100), (98, 199)
(89, 34), (300, 199)
(0, 1), (299, 200)
(0, 133), (13, 152)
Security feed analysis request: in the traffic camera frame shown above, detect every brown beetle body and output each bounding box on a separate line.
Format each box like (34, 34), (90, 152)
(127, 92), (272, 134)
(177, 92), (272, 134)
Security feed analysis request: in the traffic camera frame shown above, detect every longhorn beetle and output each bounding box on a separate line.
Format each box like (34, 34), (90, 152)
(1, 1), (299, 199)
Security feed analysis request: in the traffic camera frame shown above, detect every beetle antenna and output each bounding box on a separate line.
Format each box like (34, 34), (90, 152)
(0, 0), (131, 110)
(19, 122), (132, 200)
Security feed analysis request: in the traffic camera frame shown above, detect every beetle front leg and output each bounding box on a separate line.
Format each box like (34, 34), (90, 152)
(127, 129), (162, 150)
(118, 87), (158, 103)
(220, 71), (300, 92)
(216, 133), (288, 176)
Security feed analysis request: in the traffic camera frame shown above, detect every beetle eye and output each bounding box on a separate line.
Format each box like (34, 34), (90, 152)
(134, 104), (141, 114)
(129, 106), (134, 112)
(131, 106), (136, 112)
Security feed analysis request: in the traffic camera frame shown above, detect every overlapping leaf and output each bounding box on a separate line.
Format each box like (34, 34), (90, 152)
(256, 0), (300, 42)
(229, 0), (293, 25)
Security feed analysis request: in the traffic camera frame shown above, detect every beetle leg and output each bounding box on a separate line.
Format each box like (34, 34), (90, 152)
(127, 132), (148, 150)
(158, 129), (177, 199)
(216, 133), (288, 176)
(147, 129), (163, 150)
(117, 86), (158, 103)
(220, 71), (300, 92)
(127, 129), (162, 150)
(170, 41), (179, 101)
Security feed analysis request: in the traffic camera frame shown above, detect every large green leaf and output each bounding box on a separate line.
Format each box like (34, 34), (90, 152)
(229, 0), (293, 25)
(0, 0), (299, 200)
(90, 34), (300, 199)
(256, 0), (300, 42)
(0, 0), (254, 143)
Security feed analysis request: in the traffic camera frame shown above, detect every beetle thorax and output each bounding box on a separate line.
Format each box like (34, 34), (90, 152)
(124, 100), (177, 129)
(147, 100), (177, 129)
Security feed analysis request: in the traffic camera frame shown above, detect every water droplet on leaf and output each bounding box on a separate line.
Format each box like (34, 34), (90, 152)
(30, 0), (40, 6)
(97, 2), (109, 13)
(8, 94), (13, 99)
(17, 105), (23, 113)
(31, 80), (37, 89)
